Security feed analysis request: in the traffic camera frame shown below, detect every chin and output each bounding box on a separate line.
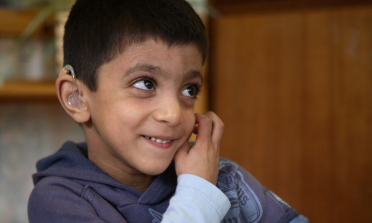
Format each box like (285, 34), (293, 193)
(139, 160), (173, 176)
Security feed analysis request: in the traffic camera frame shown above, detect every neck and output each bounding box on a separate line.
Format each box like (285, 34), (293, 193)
(87, 146), (155, 194)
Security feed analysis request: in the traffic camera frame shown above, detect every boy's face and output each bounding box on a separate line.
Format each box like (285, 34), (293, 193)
(83, 39), (203, 177)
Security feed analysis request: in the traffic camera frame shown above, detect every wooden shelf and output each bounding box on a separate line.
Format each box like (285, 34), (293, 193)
(210, 0), (372, 14)
(0, 8), (56, 101)
(0, 8), (54, 37)
(0, 81), (57, 100)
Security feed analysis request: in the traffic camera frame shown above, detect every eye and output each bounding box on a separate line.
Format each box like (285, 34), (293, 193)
(181, 84), (200, 98)
(132, 78), (155, 90)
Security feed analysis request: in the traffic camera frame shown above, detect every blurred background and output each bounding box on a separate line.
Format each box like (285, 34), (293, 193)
(0, 0), (371, 222)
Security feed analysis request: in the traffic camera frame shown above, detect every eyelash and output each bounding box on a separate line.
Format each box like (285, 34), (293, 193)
(185, 83), (202, 99)
(130, 76), (202, 98)
(131, 77), (156, 90)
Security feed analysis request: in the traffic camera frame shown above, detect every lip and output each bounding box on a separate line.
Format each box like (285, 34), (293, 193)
(142, 135), (175, 149)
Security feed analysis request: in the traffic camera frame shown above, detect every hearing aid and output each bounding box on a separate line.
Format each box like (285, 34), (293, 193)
(63, 64), (87, 110)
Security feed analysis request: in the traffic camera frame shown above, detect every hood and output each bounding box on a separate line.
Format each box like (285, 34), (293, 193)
(32, 141), (177, 205)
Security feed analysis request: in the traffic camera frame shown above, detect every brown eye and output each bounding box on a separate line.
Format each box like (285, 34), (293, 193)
(144, 80), (154, 90)
(133, 79), (155, 90)
(182, 85), (199, 98)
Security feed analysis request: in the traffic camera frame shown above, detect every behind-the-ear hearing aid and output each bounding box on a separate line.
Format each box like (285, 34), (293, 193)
(63, 64), (87, 110)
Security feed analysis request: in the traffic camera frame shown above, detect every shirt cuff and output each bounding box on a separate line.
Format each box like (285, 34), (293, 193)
(177, 174), (231, 221)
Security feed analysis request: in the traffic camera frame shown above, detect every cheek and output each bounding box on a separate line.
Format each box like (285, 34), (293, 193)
(91, 98), (142, 133)
(184, 111), (196, 135)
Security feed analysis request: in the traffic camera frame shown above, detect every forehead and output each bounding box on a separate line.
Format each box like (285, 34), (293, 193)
(97, 39), (203, 82)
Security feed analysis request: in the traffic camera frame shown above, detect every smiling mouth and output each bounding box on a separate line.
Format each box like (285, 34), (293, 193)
(144, 136), (173, 144)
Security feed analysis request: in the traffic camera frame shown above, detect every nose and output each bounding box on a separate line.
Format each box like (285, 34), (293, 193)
(153, 95), (184, 126)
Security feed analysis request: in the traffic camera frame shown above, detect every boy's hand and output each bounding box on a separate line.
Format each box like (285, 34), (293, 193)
(174, 112), (224, 185)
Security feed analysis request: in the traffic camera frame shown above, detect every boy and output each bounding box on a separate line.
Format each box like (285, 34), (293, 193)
(28, 0), (309, 222)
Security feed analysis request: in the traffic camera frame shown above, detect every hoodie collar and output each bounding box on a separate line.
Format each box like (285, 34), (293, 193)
(32, 141), (177, 204)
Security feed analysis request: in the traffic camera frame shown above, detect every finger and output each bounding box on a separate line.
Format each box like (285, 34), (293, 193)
(194, 113), (213, 145)
(193, 123), (198, 135)
(203, 112), (224, 148)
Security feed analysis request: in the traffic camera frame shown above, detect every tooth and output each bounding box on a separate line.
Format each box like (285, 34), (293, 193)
(161, 140), (167, 143)
(156, 139), (162, 143)
(151, 137), (156, 141)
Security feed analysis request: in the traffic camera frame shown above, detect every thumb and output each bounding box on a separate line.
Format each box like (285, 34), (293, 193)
(174, 141), (191, 161)
(174, 141), (192, 176)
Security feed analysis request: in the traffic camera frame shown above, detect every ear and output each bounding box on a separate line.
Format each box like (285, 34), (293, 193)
(56, 72), (90, 123)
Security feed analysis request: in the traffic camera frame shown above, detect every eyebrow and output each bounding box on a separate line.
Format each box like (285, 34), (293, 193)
(126, 64), (161, 76)
(184, 70), (203, 84)
(125, 63), (203, 83)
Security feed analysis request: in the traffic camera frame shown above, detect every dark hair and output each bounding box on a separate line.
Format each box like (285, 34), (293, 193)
(63, 0), (208, 91)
